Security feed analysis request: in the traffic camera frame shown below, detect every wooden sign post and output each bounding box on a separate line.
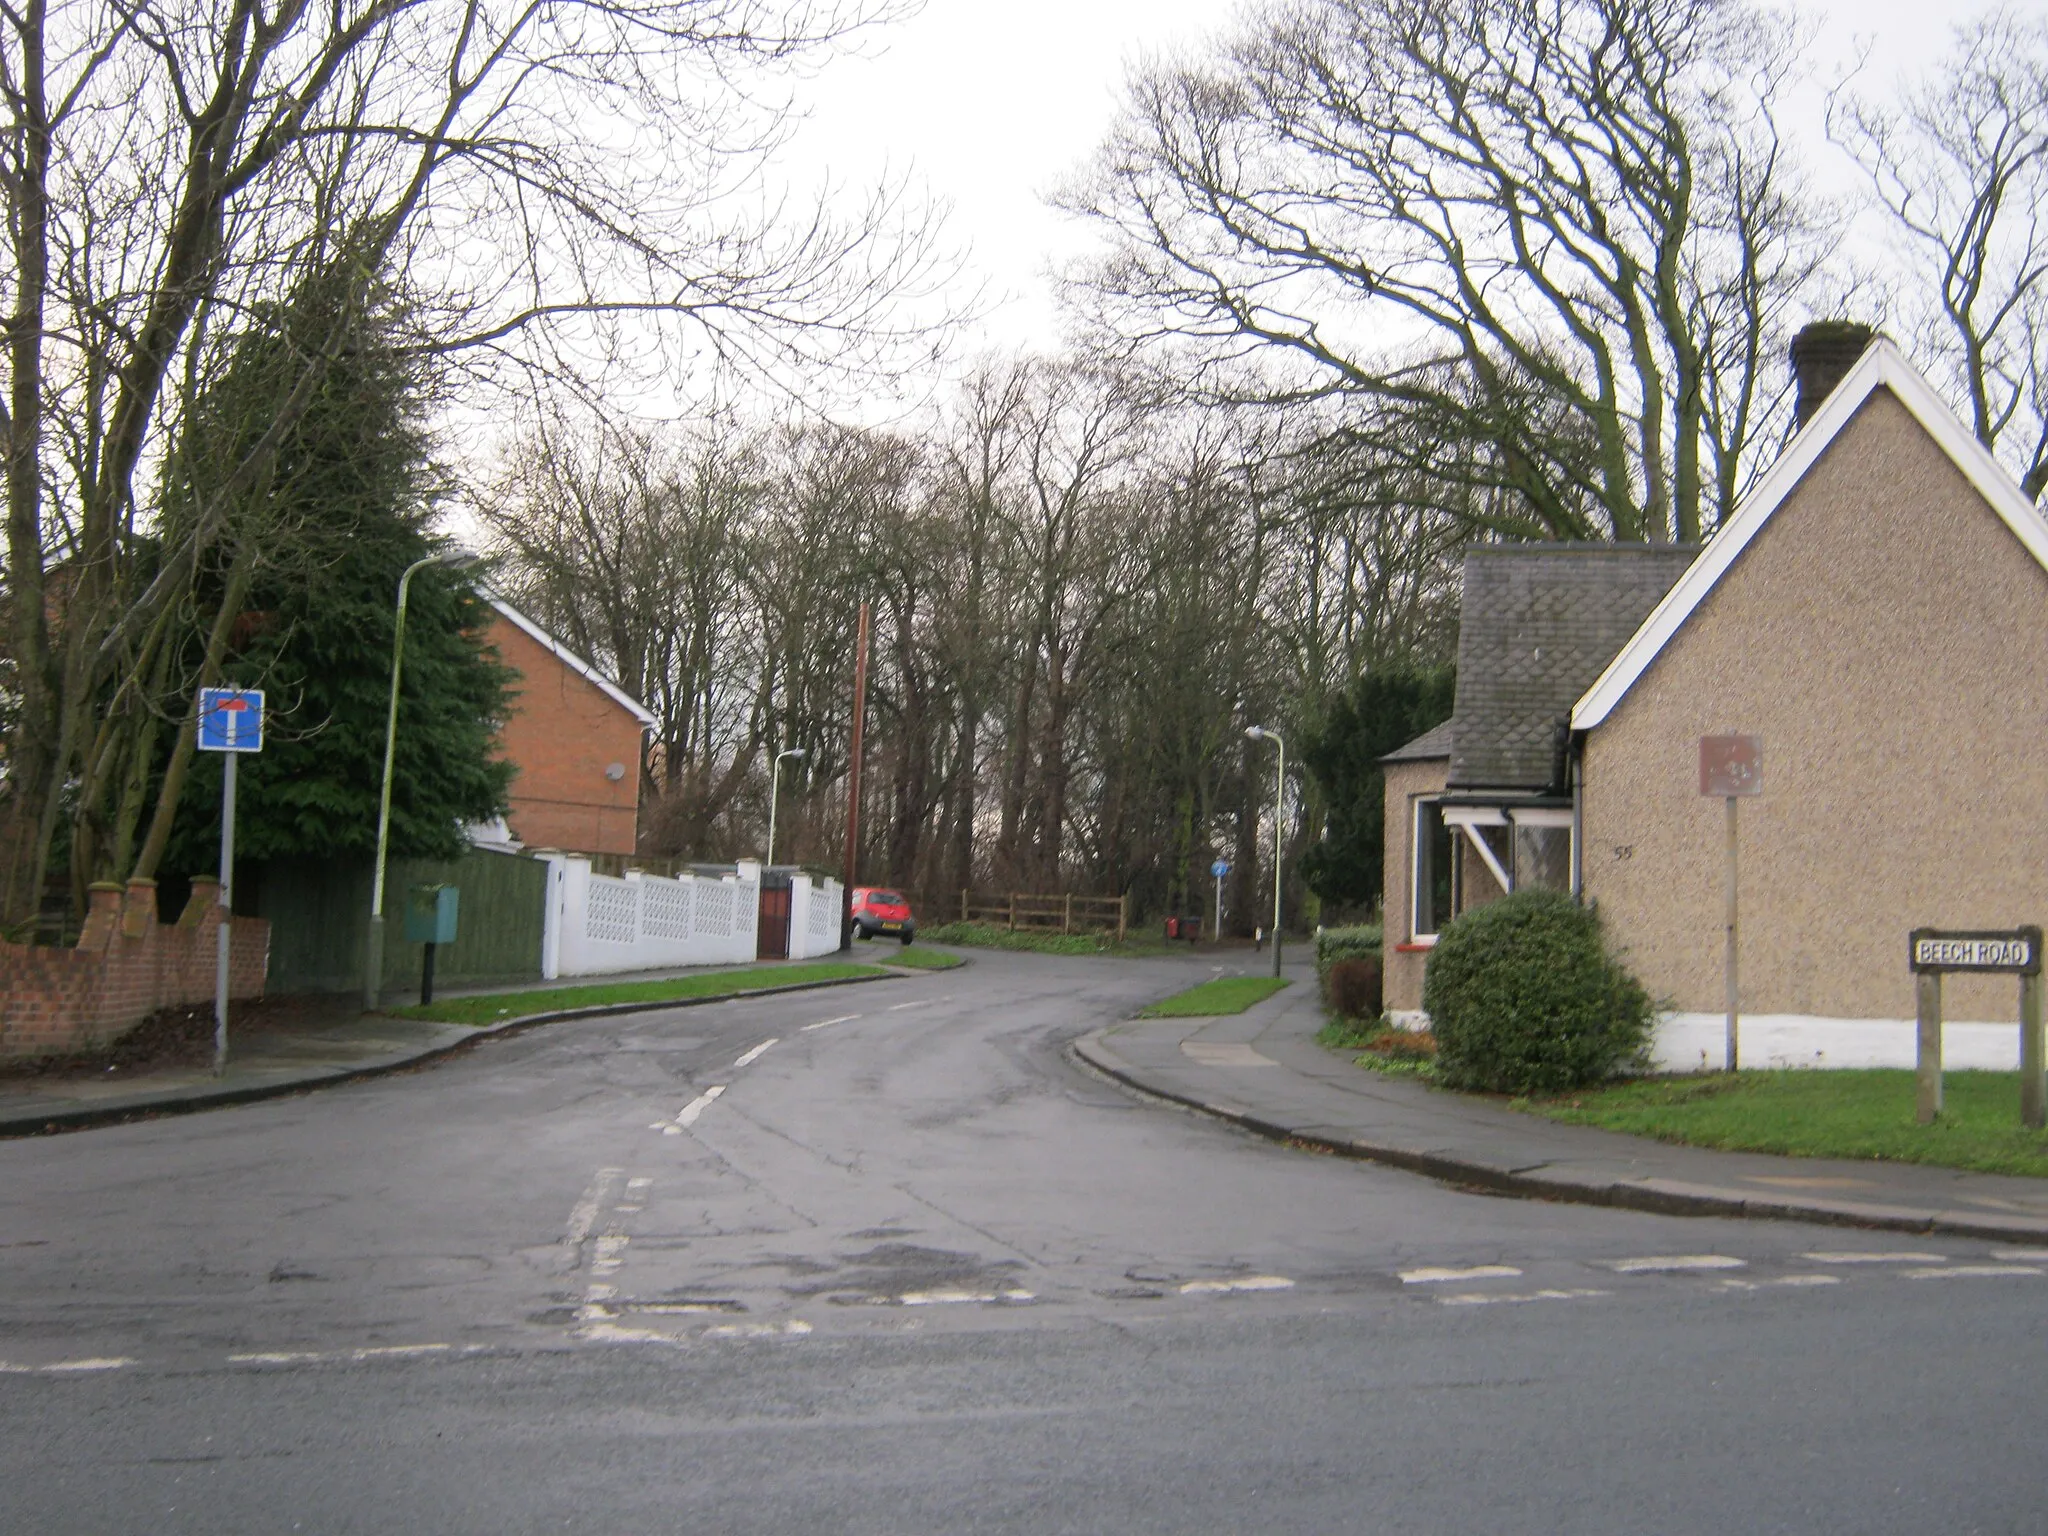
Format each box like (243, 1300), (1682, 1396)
(1700, 735), (1762, 1072)
(1907, 928), (2045, 1127)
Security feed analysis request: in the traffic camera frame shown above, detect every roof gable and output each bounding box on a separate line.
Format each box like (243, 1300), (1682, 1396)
(487, 595), (658, 730)
(1448, 544), (1698, 788)
(1573, 340), (2048, 731)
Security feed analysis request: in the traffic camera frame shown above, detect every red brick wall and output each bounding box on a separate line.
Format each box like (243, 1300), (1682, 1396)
(0, 878), (269, 1060)
(488, 614), (645, 856)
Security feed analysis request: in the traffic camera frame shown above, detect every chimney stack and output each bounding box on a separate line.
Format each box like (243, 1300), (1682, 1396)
(1790, 322), (1876, 427)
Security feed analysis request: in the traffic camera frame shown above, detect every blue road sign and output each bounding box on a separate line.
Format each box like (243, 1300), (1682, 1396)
(1211, 860), (1230, 878)
(197, 688), (265, 753)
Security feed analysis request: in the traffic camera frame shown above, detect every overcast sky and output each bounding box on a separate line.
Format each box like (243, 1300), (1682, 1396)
(770, 0), (2048, 357)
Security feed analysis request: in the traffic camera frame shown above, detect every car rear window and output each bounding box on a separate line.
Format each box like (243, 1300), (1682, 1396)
(867, 890), (907, 905)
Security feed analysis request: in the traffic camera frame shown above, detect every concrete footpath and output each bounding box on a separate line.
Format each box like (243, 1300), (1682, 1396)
(0, 961), (914, 1138)
(1074, 964), (2048, 1244)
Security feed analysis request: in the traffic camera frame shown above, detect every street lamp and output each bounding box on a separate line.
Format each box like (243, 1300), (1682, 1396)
(363, 548), (476, 1011)
(1245, 724), (1286, 980)
(766, 747), (807, 866)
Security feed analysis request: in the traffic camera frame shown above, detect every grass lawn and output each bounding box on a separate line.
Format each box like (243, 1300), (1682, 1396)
(881, 944), (964, 971)
(1138, 976), (1291, 1018)
(919, 921), (1177, 958)
(1521, 1068), (2048, 1178)
(393, 961), (887, 1027)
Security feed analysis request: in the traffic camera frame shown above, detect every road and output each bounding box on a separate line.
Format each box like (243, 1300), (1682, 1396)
(2, 950), (2041, 1533)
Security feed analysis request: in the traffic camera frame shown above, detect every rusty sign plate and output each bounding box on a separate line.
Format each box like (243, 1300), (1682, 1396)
(1699, 734), (1762, 797)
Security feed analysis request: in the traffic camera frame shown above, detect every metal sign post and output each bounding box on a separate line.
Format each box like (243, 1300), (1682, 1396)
(1908, 928), (2045, 1127)
(197, 688), (264, 1076)
(1699, 735), (1762, 1071)
(1211, 859), (1229, 939)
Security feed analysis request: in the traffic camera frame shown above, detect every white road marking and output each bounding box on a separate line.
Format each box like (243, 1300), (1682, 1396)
(801, 1014), (860, 1032)
(565, 1168), (624, 1247)
(1605, 1254), (1746, 1274)
(1716, 1275), (1842, 1291)
(228, 1345), (481, 1366)
(898, 1288), (1036, 1306)
(702, 1320), (813, 1340)
(590, 1235), (629, 1276)
(1, 1356), (137, 1373)
(733, 1038), (779, 1068)
(625, 1177), (652, 1194)
(887, 1000), (929, 1011)
(1997, 1248), (2048, 1262)
(1802, 1251), (1949, 1264)
(1438, 1288), (1609, 1308)
(674, 1085), (726, 1127)
(1400, 1265), (1523, 1285)
(1903, 1264), (2045, 1280)
(1178, 1275), (1296, 1295)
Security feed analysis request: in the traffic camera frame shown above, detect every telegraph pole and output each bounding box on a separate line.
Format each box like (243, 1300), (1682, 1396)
(840, 601), (871, 950)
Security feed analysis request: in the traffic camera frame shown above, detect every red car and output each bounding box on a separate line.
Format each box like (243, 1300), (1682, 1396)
(850, 887), (916, 944)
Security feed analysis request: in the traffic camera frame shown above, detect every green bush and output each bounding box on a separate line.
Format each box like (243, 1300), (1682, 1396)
(1325, 957), (1383, 1020)
(1315, 924), (1383, 980)
(1421, 891), (1652, 1095)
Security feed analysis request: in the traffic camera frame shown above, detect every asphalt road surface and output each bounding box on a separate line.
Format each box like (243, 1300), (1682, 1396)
(3, 951), (2042, 1534)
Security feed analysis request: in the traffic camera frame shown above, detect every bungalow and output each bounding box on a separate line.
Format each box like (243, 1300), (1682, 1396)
(1383, 329), (2048, 1071)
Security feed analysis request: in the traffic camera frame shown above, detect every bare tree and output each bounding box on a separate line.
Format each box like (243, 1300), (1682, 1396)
(1834, 11), (2048, 497)
(1061, 0), (1826, 545)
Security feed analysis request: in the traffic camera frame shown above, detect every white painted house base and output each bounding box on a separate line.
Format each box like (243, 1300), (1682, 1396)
(1389, 1008), (2028, 1071)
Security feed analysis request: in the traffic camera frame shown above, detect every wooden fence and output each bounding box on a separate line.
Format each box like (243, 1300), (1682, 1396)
(949, 889), (1128, 941)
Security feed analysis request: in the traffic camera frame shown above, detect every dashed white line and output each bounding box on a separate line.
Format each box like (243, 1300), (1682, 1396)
(1802, 1251), (1948, 1265)
(0, 1356), (136, 1373)
(1400, 1265), (1523, 1285)
(228, 1345), (479, 1366)
(899, 1288), (1036, 1306)
(1997, 1248), (2048, 1262)
(1605, 1254), (1746, 1274)
(801, 1014), (860, 1032)
(1903, 1264), (2045, 1280)
(672, 1085), (726, 1128)
(733, 1038), (779, 1068)
(565, 1168), (624, 1246)
(1438, 1288), (1609, 1308)
(702, 1320), (813, 1340)
(887, 1000), (930, 1012)
(1179, 1275), (1296, 1295)
(1716, 1274), (1842, 1291)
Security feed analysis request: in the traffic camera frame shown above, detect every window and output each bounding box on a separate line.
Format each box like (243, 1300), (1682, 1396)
(1412, 799), (1455, 939)
(1513, 824), (1571, 891)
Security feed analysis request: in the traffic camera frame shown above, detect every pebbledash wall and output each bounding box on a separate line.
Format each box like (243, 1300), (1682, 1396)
(540, 857), (844, 977)
(0, 879), (268, 1060)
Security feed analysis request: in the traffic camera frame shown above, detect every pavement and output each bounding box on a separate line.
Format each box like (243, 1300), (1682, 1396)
(1074, 959), (2048, 1244)
(0, 959), (914, 1137)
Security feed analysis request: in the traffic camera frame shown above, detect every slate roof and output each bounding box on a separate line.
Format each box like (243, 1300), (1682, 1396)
(1446, 544), (1699, 790)
(1382, 719), (1454, 763)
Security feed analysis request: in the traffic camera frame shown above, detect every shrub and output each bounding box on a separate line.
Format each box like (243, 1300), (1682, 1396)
(1325, 956), (1383, 1019)
(1315, 923), (1382, 980)
(1422, 890), (1653, 1095)
(1363, 1027), (1435, 1062)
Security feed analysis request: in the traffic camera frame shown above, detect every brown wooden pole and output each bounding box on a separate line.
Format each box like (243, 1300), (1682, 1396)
(839, 601), (870, 951)
(1916, 969), (1944, 1125)
(2022, 969), (2045, 1130)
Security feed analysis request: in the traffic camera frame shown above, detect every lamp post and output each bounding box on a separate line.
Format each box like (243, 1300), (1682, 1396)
(766, 747), (807, 866)
(362, 548), (475, 1011)
(1245, 724), (1286, 980)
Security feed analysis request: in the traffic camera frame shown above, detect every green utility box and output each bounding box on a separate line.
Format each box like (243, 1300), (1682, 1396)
(404, 884), (460, 945)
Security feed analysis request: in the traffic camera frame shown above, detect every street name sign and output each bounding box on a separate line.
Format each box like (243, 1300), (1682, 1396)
(1910, 927), (2042, 975)
(197, 688), (265, 753)
(1698, 734), (1762, 797)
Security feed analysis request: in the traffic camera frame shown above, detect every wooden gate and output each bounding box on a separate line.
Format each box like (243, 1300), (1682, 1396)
(757, 884), (792, 960)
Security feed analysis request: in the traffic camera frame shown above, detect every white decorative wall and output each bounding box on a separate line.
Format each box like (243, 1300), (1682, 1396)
(786, 874), (844, 961)
(540, 857), (762, 978)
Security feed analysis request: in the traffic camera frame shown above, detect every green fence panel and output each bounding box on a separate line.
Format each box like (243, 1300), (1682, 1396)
(249, 849), (546, 997)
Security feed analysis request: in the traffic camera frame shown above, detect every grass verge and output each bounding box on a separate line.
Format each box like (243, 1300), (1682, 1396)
(1138, 976), (1291, 1017)
(393, 962), (887, 1027)
(919, 920), (1176, 957)
(881, 944), (964, 971)
(1520, 1068), (2048, 1178)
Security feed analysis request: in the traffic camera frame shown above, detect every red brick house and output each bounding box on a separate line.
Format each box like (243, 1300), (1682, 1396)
(484, 598), (656, 857)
